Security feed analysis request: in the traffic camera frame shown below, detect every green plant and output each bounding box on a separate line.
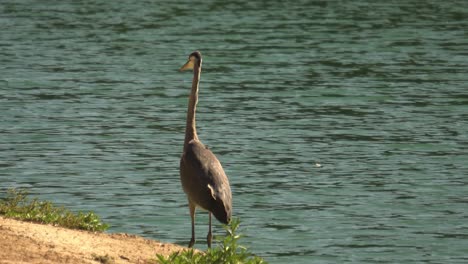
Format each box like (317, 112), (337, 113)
(157, 219), (267, 264)
(0, 188), (109, 232)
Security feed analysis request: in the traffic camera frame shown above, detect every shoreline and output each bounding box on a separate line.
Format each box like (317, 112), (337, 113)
(0, 216), (187, 264)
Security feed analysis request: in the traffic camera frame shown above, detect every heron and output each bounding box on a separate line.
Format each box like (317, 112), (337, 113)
(179, 51), (232, 248)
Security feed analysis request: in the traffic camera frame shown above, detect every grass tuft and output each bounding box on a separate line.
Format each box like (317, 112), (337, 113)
(0, 188), (109, 232)
(156, 218), (267, 264)
(92, 253), (115, 264)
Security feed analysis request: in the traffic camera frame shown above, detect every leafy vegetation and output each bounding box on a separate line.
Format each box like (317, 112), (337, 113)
(157, 218), (267, 264)
(0, 188), (109, 232)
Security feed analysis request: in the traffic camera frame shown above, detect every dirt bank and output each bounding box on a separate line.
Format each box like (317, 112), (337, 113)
(0, 216), (187, 264)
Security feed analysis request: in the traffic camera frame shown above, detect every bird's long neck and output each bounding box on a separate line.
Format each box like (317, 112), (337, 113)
(184, 60), (201, 149)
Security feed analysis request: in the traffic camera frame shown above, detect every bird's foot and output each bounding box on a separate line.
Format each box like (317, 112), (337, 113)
(188, 237), (195, 248)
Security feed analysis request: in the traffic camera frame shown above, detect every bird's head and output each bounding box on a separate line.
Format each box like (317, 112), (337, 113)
(179, 51), (202, 72)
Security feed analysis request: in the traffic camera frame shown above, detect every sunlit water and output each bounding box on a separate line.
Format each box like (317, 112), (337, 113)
(1, 1), (468, 263)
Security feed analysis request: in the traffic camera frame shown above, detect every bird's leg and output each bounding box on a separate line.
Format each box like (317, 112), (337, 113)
(207, 212), (212, 248)
(188, 202), (196, 248)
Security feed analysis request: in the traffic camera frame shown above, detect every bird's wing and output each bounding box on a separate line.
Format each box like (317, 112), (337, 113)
(182, 140), (232, 210)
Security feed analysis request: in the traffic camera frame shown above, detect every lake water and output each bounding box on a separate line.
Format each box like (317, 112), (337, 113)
(1, 1), (468, 263)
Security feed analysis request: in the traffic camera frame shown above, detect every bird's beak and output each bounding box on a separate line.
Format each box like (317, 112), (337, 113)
(179, 59), (195, 72)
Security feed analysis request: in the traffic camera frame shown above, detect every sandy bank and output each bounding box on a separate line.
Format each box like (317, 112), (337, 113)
(0, 216), (187, 264)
